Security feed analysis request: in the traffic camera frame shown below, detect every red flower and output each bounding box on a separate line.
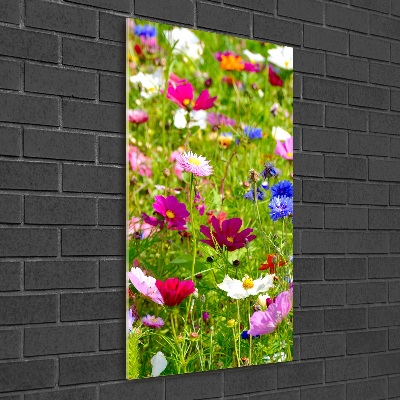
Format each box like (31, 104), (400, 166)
(200, 216), (256, 252)
(268, 66), (283, 87)
(259, 254), (286, 274)
(155, 278), (195, 306)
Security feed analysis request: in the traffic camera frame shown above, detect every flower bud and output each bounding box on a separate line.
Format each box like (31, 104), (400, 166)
(163, 168), (171, 177)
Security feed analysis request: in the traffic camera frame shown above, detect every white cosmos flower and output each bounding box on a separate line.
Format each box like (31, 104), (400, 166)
(268, 46), (293, 70)
(165, 28), (204, 60)
(271, 126), (292, 141)
(151, 352), (168, 377)
(243, 49), (265, 64)
(217, 274), (274, 300)
(173, 109), (207, 130)
(130, 69), (163, 99)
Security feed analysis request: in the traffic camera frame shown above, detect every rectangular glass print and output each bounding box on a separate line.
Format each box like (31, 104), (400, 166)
(127, 19), (294, 379)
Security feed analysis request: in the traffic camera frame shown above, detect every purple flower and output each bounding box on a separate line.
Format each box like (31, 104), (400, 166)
(194, 192), (205, 216)
(152, 195), (189, 230)
(269, 196), (293, 222)
(244, 187), (265, 202)
(207, 112), (236, 129)
(142, 314), (165, 329)
(202, 312), (210, 322)
(260, 162), (277, 180)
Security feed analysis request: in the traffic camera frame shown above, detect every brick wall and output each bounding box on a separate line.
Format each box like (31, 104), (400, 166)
(0, 0), (400, 399)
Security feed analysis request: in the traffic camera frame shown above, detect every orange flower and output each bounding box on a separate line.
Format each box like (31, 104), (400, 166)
(258, 254), (286, 274)
(220, 54), (245, 71)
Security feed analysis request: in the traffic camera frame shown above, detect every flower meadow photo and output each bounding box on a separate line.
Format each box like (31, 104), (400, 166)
(126, 19), (294, 379)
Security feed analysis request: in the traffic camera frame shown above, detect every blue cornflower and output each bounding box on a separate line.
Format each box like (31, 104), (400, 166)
(260, 162), (277, 179)
(271, 180), (293, 198)
(269, 196), (293, 222)
(134, 24), (157, 38)
(244, 125), (263, 140)
(244, 187), (265, 202)
(241, 330), (260, 340)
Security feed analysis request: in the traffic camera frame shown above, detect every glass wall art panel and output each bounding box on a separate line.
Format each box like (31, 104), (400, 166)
(126, 18), (294, 379)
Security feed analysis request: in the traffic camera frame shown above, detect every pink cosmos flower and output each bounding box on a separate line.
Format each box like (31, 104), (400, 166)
(248, 288), (293, 336)
(128, 146), (152, 177)
(127, 267), (164, 305)
(170, 148), (185, 180)
(128, 216), (155, 239)
(176, 151), (213, 177)
(274, 136), (293, 160)
(155, 278), (195, 306)
(141, 314), (165, 329)
(200, 216), (256, 252)
(167, 80), (217, 111)
(128, 109), (149, 124)
(152, 195), (189, 230)
(207, 112), (236, 129)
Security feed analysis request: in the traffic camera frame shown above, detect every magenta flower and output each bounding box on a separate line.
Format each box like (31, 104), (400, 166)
(274, 137), (293, 160)
(152, 195), (189, 230)
(176, 151), (213, 177)
(248, 288), (293, 336)
(200, 216), (256, 252)
(128, 146), (152, 177)
(128, 109), (149, 124)
(141, 212), (164, 229)
(167, 80), (216, 111)
(142, 314), (165, 329)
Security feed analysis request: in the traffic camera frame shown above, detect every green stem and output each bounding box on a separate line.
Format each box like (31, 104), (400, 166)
(170, 314), (186, 373)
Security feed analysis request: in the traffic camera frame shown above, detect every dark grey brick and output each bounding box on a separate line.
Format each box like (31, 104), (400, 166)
(100, 259), (125, 288)
(136, 0), (194, 25)
(25, 387), (97, 400)
(277, 361), (323, 388)
(25, 324), (97, 356)
(391, 184), (400, 205)
(0, 228), (58, 257)
(293, 101), (323, 126)
(302, 283), (345, 306)
(325, 105), (367, 132)
(327, 54), (369, 82)
(0, 92), (59, 126)
(100, 380), (165, 400)
(25, 195), (96, 225)
(254, 14), (302, 46)
(348, 182), (389, 205)
(293, 49), (325, 75)
(99, 136), (125, 164)
(100, 74), (125, 103)
(0, 159), (58, 193)
(0, 126), (21, 156)
(389, 327), (400, 350)
(98, 198), (124, 226)
(303, 179), (347, 204)
(0, 294), (57, 325)
(370, 159), (400, 182)
(325, 206), (367, 230)
(100, 321), (124, 350)
(25, 260), (97, 290)
(347, 330), (387, 355)
(293, 153), (323, 177)
(25, 63), (96, 99)
(370, 14), (400, 40)
(304, 25), (348, 54)
(349, 132), (389, 157)
(347, 232), (389, 254)
(326, 356), (367, 382)
(325, 257), (367, 280)
(100, 13), (125, 42)
(389, 281), (400, 302)
(350, 0), (389, 12)
(347, 281), (388, 304)
(370, 62), (400, 88)
(63, 100), (125, 133)
(26, 0), (97, 37)
(0, 26), (58, 62)
(293, 204), (324, 229)
(0, 262), (21, 291)
(61, 291), (125, 321)
(62, 227), (124, 255)
(0, 329), (20, 360)
(24, 129), (96, 162)
(0, 0), (20, 23)
(391, 232), (400, 253)
(369, 304), (400, 327)
(349, 84), (389, 110)
(0, 59), (20, 90)
(325, 155), (367, 180)
(369, 352), (400, 376)
(392, 90), (400, 112)
(293, 257), (323, 281)
(302, 231), (346, 254)
(369, 256), (400, 278)
(278, 0), (323, 23)
(63, 164), (124, 194)
(224, 0), (275, 13)
(60, 353), (125, 385)
(293, 310), (324, 334)
(325, 307), (367, 331)
(389, 375), (400, 399)
(326, 3), (368, 33)
(301, 333), (346, 359)
(390, 138), (400, 159)
(370, 208), (400, 230)
(301, 384), (345, 400)
(0, 360), (55, 392)
(63, 38), (125, 73)
(65, 0), (130, 12)
(0, 194), (21, 224)
(251, 390), (300, 400)
(393, 0), (400, 16)
(347, 378), (387, 400)
(370, 111), (400, 135)
(302, 128), (347, 154)
(303, 76), (347, 104)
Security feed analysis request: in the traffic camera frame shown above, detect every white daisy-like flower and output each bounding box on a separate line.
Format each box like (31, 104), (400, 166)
(268, 46), (293, 70)
(175, 151), (213, 177)
(271, 126), (292, 141)
(173, 109), (207, 130)
(165, 28), (204, 60)
(243, 49), (265, 64)
(151, 351), (168, 377)
(217, 274), (274, 300)
(130, 69), (163, 99)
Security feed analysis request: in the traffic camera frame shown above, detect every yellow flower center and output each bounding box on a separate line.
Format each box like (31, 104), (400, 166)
(189, 157), (202, 166)
(227, 236), (234, 243)
(166, 210), (175, 219)
(242, 277), (254, 290)
(183, 99), (193, 106)
(284, 60), (289, 68)
(286, 152), (293, 158)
